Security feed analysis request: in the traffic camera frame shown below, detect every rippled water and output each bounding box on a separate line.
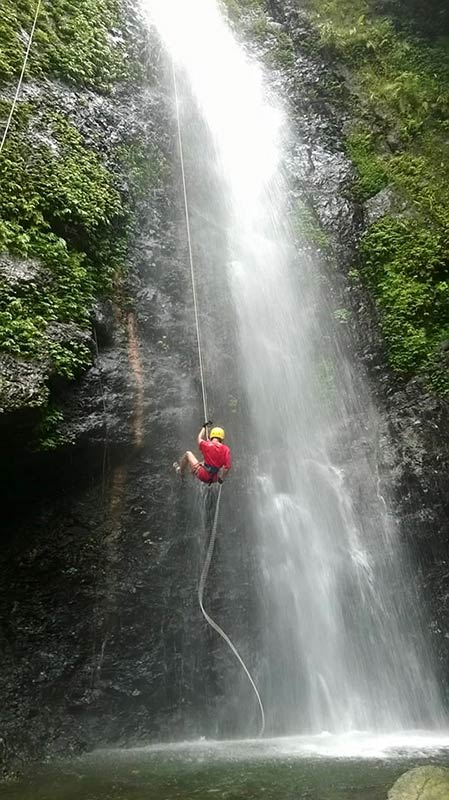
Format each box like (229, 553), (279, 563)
(4, 734), (449, 799)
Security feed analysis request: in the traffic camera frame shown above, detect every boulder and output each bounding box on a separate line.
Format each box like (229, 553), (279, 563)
(364, 186), (407, 226)
(388, 766), (449, 800)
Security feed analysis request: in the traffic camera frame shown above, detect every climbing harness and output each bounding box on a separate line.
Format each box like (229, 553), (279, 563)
(0, 0), (43, 156)
(172, 61), (265, 737)
(203, 463), (220, 476)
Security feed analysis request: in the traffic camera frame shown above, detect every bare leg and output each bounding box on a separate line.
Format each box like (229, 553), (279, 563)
(179, 451), (199, 475)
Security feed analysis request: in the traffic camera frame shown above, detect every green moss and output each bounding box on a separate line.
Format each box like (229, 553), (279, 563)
(360, 217), (449, 378)
(346, 131), (388, 200)
(0, 0), (145, 90)
(303, 0), (449, 391)
(334, 307), (352, 324)
(294, 199), (330, 251)
(223, 0), (267, 11)
(0, 104), (127, 378)
(270, 30), (295, 68)
(0, 0), (156, 449)
(315, 357), (338, 407)
(243, 10), (295, 67)
(309, 1), (394, 64)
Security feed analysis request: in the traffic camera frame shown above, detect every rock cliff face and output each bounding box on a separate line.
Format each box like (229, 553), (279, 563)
(0, 1), (147, 446)
(0, 0), (197, 773)
(260, 0), (449, 691)
(0, 2), (260, 775)
(1, 0), (449, 777)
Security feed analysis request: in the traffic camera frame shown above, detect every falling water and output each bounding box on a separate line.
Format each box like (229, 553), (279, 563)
(144, 0), (444, 735)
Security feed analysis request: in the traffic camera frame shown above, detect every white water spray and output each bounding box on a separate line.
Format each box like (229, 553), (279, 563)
(145, 0), (444, 735)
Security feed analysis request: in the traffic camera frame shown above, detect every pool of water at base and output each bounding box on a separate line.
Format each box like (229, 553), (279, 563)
(3, 733), (449, 800)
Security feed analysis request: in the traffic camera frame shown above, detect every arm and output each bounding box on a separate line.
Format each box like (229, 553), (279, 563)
(218, 467), (229, 482)
(197, 426), (207, 448)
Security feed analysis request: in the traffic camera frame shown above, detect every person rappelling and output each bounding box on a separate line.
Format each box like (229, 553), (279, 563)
(173, 424), (232, 484)
(168, 54), (265, 735)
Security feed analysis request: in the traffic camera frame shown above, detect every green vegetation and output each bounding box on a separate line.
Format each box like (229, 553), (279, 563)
(221, 0), (295, 68)
(36, 403), (73, 450)
(303, 0), (449, 391)
(316, 356), (338, 406)
(0, 103), (126, 379)
(0, 0), (157, 449)
(0, 0), (144, 90)
(346, 131), (388, 200)
(334, 307), (352, 324)
(221, 0), (267, 21)
(266, 27), (295, 69)
(294, 199), (331, 252)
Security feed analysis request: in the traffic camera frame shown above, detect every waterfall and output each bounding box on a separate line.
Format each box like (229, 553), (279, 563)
(144, 0), (444, 735)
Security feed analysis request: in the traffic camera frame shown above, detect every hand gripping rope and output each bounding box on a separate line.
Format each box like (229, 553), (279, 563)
(0, 0), (42, 156)
(172, 61), (265, 737)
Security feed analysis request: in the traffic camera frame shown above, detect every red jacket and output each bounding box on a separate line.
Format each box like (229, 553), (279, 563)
(197, 439), (231, 483)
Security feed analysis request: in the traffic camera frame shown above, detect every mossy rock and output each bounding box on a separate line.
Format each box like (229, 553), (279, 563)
(302, 0), (449, 392)
(388, 766), (449, 800)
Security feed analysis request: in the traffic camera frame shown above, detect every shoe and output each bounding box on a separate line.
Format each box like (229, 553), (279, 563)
(173, 461), (182, 476)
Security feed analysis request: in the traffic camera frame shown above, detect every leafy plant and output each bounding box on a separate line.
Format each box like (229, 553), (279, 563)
(303, 0), (449, 391)
(0, 0), (147, 89)
(36, 403), (73, 450)
(334, 307), (352, 324)
(0, 106), (127, 377)
(0, 0), (158, 449)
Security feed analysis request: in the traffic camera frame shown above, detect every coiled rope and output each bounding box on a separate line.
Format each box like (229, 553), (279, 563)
(0, 0), (42, 156)
(172, 61), (265, 737)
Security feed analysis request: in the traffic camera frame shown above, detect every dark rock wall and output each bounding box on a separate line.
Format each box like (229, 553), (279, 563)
(0, 46), (261, 774)
(0, 6), (191, 765)
(263, 0), (449, 688)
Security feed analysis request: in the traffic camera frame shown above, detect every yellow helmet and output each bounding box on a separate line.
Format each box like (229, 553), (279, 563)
(210, 426), (225, 441)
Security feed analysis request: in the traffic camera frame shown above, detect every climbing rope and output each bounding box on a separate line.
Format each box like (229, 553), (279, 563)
(198, 484), (266, 737)
(0, 0), (42, 156)
(172, 61), (265, 737)
(172, 60), (208, 423)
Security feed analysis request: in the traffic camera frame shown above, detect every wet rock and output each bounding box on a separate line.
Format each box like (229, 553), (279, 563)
(388, 766), (449, 799)
(0, 354), (49, 412)
(269, 0), (449, 703)
(47, 321), (94, 357)
(92, 299), (116, 347)
(0, 253), (48, 288)
(364, 186), (408, 226)
(58, 342), (135, 446)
